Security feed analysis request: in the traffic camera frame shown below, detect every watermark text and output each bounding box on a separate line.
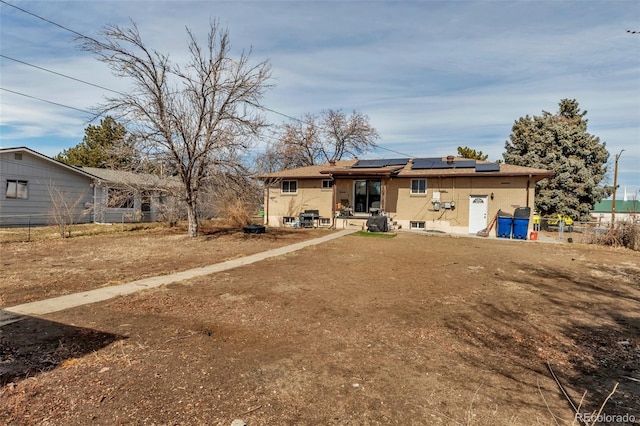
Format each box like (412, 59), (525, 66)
(575, 412), (635, 424)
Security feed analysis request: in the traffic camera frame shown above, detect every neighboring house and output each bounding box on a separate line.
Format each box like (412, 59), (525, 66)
(0, 147), (175, 226)
(258, 156), (553, 234)
(78, 166), (176, 224)
(590, 200), (639, 224)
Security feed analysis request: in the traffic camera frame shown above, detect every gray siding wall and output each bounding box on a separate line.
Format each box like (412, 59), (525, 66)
(93, 185), (163, 223)
(0, 151), (94, 226)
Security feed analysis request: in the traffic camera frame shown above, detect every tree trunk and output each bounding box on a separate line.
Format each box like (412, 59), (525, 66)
(187, 202), (198, 237)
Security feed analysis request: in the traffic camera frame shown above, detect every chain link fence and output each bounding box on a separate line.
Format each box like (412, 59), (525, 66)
(535, 218), (639, 250)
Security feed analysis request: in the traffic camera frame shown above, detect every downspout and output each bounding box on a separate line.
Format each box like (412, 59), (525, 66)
(329, 159), (337, 228)
(265, 180), (270, 226)
(526, 175), (531, 207)
(92, 182), (97, 223)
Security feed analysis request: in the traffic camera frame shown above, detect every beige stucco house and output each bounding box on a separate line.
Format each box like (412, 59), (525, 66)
(259, 156), (553, 235)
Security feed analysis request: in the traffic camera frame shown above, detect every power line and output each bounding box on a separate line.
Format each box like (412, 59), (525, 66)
(1, 0), (410, 157)
(2, 1), (301, 122)
(0, 87), (96, 116)
(0, 0), (101, 45)
(373, 145), (414, 157)
(0, 54), (126, 95)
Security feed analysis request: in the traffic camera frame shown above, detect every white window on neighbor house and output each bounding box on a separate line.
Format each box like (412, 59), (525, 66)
(322, 179), (334, 190)
(319, 217), (331, 226)
(5, 180), (28, 199)
(283, 216), (296, 226)
(411, 179), (426, 194)
(281, 180), (298, 194)
(410, 221), (425, 230)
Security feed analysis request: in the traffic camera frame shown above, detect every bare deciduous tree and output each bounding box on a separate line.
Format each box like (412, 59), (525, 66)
(46, 181), (90, 238)
(79, 21), (272, 237)
(258, 109), (379, 172)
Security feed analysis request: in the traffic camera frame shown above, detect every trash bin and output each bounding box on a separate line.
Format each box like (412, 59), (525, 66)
(512, 217), (529, 240)
(513, 207), (531, 219)
(512, 207), (530, 240)
(496, 210), (513, 238)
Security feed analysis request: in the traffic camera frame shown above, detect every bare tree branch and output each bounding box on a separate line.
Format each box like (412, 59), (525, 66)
(78, 20), (272, 236)
(258, 109), (379, 172)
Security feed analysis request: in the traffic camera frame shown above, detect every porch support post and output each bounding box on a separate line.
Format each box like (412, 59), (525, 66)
(265, 180), (270, 226)
(331, 175), (337, 227)
(381, 178), (387, 212)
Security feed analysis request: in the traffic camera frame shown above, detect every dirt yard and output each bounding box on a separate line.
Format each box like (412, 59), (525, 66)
(1, 227), (639, 425)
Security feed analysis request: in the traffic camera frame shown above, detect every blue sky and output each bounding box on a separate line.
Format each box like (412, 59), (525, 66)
(1, 0), (639, 198)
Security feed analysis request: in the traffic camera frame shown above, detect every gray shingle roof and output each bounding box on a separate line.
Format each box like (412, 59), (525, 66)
(258, 157), (553, 181)
(80, 167), (180, 188)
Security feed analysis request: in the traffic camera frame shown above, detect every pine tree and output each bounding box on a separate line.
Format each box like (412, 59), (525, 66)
(503, 99), (612, 220)
(457, 146), (489, 161)
(55, 116), (138, 169)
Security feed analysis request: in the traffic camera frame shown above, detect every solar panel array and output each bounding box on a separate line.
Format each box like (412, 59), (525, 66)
(351, 158), (502, 172)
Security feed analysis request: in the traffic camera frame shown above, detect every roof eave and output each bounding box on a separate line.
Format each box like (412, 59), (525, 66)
(1, 146), (102, 180)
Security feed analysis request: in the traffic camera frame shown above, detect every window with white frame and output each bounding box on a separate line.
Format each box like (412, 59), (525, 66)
(5, 180), (28, 199)
(283, 216), (296, 225)
(281, 180), (298, 194)
(322, 179), (333, 190)
(410, 221), (425, 230)
(411, 179), (426, 194)
(319, 217), (331, 226)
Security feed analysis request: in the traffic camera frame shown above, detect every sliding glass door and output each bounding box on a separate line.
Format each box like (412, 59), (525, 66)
(354, 179), (381, 213)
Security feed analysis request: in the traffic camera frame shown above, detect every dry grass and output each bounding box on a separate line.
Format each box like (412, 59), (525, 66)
(579, 222), (640, 251)
(0, 219), (245, 244)
(0, 222), (168, 243)
(1, 229), (637, 425)
(217, 198), (253, 227)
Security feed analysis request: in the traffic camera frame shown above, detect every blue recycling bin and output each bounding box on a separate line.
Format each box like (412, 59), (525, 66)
(496, 212), (513, 238)
(512, 218), (529, 240)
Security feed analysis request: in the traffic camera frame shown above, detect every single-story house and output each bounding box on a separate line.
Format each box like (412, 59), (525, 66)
(258, 156), (554, 234)
(0, 147), (175, 226)
(77, 166), (175, 223)
(590, 200), (639, 224)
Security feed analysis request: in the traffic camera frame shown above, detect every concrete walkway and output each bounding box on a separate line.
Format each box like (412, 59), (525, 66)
(0, 229), (356, 326)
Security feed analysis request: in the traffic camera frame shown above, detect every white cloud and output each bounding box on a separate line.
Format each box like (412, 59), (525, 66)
(1, 0), (638, 193)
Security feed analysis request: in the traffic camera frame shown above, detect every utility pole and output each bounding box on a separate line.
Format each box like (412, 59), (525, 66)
(611, 149), (624, 226)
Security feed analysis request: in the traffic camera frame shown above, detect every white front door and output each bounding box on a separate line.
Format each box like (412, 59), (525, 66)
(468, 195), (488, 233)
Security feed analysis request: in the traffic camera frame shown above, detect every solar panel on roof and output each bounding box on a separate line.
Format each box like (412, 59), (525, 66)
(352, 158), (409, 168)
(453, 161), (476, 169)
(384, 158), (410, 166)
(475, 163), (501, 172)
(411, 158), (447, 169)
(411, 158), (476, 170)
(352, 159), (385, 168)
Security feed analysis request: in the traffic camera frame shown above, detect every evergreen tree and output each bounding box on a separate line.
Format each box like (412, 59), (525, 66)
(55, 116), (139, 169)
(457, 146), (489, 161)
(503, 99), (612, 220)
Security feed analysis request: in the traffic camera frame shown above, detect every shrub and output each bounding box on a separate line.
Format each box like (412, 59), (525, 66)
(585, 222), (639, 251)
